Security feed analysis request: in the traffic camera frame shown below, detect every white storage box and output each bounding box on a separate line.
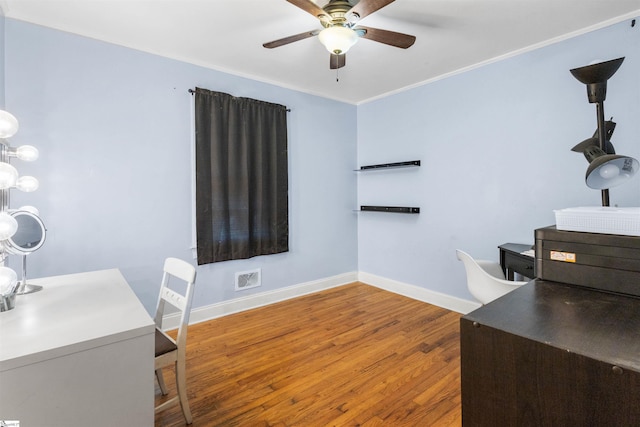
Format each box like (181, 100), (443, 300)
(554, 206), (640, 236)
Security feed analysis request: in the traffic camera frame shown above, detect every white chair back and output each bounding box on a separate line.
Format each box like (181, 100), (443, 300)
(456, 249), (527, 305)
(154, 257), (197, 424)
(155, 257), (196, 332)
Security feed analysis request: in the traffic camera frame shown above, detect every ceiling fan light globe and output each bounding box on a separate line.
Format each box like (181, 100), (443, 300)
(318, 26), (358, 55)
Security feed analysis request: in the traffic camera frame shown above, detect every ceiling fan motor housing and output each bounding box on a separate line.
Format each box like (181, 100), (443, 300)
(320, 0), (360, 28)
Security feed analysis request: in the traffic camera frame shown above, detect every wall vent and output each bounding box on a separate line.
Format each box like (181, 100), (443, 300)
(235, 268), (261, 291)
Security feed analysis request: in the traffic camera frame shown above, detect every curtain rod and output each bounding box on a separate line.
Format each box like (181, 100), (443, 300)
(188, 89), (290, 112)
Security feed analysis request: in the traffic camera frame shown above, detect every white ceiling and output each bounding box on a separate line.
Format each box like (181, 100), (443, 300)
(2, 0), (640, 104)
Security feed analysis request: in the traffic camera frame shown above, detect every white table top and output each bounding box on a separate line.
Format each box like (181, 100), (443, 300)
(0, 268), (154, 371)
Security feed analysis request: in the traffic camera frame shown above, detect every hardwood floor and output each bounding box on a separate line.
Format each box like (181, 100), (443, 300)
(154, 282), (462, 426)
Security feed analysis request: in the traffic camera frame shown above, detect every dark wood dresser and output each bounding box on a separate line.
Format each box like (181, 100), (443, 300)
(460, 280), (640, 426)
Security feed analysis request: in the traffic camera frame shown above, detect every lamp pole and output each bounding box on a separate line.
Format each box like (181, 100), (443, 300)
(595, 101), (610, 207)
(570, 57), (626, 207)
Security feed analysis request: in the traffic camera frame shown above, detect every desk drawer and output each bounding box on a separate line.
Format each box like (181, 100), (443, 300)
(503, 253), (535, 278)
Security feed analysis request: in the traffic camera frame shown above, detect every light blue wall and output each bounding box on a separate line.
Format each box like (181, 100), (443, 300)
(4, 19), (358, 313)
(3, 16), (639, 311)
(357, 18), (640, 300)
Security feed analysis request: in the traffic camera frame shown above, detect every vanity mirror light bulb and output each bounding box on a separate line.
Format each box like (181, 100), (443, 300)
(0, 212), (18, 240)
(16, 145), (39, 162)
(0, 110), (19, 139)
(17, 205), (39, 216)
(0, 163), (19, 189)
(0, 266), (17, 296)
(16, 176), (39, 192)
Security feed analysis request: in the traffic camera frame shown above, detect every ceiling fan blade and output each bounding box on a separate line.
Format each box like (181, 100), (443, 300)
(263, 30), (320, 49)
(330, 54), (346, 69)
(348, 0), (396, 20)
(356, 26), (416, 49)
(286, 0), (329, 19)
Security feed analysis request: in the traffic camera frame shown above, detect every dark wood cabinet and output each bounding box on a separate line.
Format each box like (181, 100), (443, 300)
(460, 280), (640, 426)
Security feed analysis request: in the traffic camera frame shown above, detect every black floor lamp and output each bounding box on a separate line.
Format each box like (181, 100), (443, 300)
(569, 57), (639, 206)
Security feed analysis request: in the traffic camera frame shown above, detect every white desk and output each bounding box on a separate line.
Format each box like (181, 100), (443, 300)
(0, 269), (155, 426)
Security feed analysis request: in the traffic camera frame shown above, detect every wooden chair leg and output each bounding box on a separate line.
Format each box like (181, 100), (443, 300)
(155, 368), (168, 396)
(175, 360), (192, 424)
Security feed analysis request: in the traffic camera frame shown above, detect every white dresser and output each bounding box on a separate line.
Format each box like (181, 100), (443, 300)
(0, 269), (155, 426)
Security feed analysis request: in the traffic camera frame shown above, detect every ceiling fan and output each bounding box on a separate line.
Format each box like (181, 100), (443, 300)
(263, 0), (416, 69)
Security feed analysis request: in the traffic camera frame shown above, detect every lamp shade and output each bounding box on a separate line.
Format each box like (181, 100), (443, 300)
(570, 57), (624, 103)
(0, 110), (19, 139)
(318, 26), (358, 55)
(585, 154), (639, 190)
(570, 57), (624, 85)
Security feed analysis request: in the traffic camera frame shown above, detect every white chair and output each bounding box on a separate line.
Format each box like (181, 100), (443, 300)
(456, 249), (527, 305)
(154, 257), (197, 424)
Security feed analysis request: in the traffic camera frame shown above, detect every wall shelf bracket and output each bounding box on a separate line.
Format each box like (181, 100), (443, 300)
(356, 160), (420, 171)
(359, 206), (420, 214)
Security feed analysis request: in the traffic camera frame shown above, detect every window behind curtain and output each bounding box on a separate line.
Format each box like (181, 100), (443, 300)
(194, 88), (289, 265)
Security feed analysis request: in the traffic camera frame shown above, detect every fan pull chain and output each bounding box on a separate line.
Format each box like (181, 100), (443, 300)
(336, 68), (339, 82)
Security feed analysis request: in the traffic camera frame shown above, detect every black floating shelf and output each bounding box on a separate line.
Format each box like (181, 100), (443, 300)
(357, 160), (420, 171)
(360, 206), (420, 214)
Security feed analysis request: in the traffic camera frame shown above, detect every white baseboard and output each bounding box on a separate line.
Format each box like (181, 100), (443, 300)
(358, 272), (481, 314)
(162, 270), (479, 329)
(161, 271), (359, 330)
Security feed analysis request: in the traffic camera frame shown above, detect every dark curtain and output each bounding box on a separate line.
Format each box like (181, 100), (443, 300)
(195, 88), (289, 264)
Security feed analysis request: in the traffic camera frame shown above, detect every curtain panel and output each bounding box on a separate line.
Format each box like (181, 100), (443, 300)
(195, 88), (289, 264)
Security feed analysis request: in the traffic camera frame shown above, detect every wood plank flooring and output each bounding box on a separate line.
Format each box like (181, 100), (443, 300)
(154, 282), (462, 426)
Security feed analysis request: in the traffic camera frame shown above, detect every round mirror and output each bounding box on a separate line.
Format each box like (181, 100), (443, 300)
(5, 210), (46, 255)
